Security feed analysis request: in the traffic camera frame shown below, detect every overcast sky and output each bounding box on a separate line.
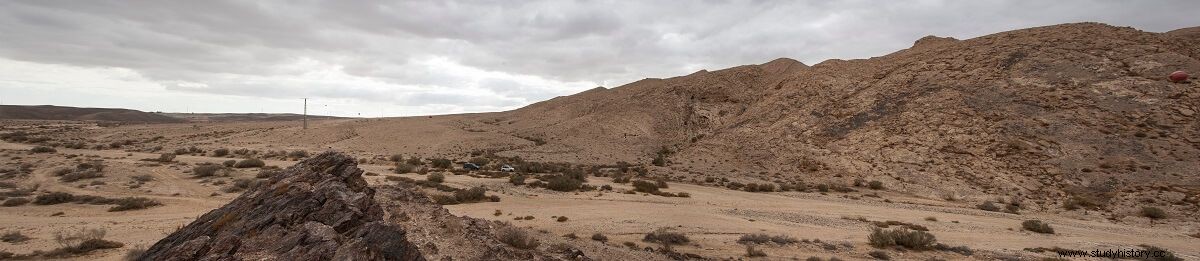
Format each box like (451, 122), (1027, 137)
(0, 1), (1196, 117)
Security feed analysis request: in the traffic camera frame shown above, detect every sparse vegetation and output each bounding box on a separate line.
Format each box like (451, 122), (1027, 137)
(868, 250), (890, 260)
(394, 162), (416, 174)
(30, 146), (57, 153)
(867, 227), (936, 250)
(233, 158), (265, 168)
(1022, 220), (1054, 234)
(287, 150), (309, 158)
(546, 175), (583, 192)
(745, 244), (767, 257)
(108, 197), (162, 211)
(556, 216), (568, 222)
(427, 173), (445, 183)
(1141, 207), (1167, 220)
(35, 192), (76, 205)
(509, 174), (526, 185)
(45, 228), (123, 258)
(131, 174), (154, 182)
(643, 228), (689, 246)
(1, 231), (31, 243)
(430, 158), (452, 169)
(156, 153), (176, 162)
(591, 233), (608, 242)
(868, 180), (884, 190)
(212, 148), (229, 157)
(738, 233), (799, 245)
(192, 164), (225, 177)
(2, 198), (30, 207)
(223, 160), (237, 167)
(497, 226), (539, 249)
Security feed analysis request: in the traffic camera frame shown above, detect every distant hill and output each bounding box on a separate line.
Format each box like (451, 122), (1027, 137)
(161, 113), (344, 122)
(0, 105), (185, 123)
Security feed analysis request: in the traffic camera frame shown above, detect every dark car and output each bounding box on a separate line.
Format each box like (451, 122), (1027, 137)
(463, 162), (481, 170)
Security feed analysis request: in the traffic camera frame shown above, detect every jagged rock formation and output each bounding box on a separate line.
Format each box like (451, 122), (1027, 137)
(138, 152), (423, 261)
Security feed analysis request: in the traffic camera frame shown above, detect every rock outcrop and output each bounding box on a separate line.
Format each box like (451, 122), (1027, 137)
(138, 152), (423, 261)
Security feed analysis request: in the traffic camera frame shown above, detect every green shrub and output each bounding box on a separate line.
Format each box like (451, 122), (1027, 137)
(30, 146), (57, 153)
(427, 173), (445, 183)
(867, 227), (936, 250)
(1021, 220), (1054, 234)
(108, 197), (162, 212)
(233, 159), (265, 168)
(1141, 207), (1167, 219)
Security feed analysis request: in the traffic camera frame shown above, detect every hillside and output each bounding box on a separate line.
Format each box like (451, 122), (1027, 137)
(0, 105), (185, 123)
(161, 112), (344, 122)
(478, 22), (1200, 211)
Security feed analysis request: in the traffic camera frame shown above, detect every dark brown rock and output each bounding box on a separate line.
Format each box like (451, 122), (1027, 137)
(138, 152), (423, 261)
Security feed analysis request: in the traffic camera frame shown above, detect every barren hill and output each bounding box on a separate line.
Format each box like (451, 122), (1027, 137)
(478, 22), (1200, 210)
(0, 105), (184, 123)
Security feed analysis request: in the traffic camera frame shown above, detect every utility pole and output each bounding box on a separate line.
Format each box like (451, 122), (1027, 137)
(303, 98), (308, 130)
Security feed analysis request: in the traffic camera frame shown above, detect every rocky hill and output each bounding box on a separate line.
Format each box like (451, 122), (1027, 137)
(483, 23), (1200, 212)
(0, 105), (184, 123)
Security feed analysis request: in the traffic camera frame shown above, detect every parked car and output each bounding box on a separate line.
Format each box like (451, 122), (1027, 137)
(499, 165), (515, 172)
(463, 162), (481, 170)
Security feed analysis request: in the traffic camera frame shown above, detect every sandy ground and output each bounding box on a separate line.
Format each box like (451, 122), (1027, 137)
(1, 140), (1197, 260)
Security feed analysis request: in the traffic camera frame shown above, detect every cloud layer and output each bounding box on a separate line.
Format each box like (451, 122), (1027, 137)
(0, 0), (1195, 116)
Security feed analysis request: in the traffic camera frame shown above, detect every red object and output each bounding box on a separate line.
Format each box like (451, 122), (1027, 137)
(1170, 71), (1188, 82)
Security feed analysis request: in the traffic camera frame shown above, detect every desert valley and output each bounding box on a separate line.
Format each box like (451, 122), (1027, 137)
(1, 22), (1199, 260)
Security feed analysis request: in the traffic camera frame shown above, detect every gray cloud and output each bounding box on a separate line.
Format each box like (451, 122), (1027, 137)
(0, 0), (1196, 116)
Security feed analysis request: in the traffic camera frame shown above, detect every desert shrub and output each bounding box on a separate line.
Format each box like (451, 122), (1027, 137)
(430, 158), (452, 169)
(1141, 207), (1167, 219)
(2, 198), (30, 207)
(509, 174), (526, 185)
(123, 245), (146, 261)
(156, 153), (176, 162)
(108, 197), (162, 211)
(632, 180), (660, 193)
(454, 187), (488, 202)
(1022, 220), (1054, 234)
(233, 159), (265, 168)
(192, 164), (225, 177)
(868, 181), (884, 190)
(643, 228), (689, 246)
(212, 148), (229, 157)
(867, 227), (936, 250)
(73, 195), (116, 205)
(287, 150), (309, 158)
(59, 169), (104, 182)
(745, 245), (767, 257)
(556, 216), (568, 222)
(430, 194), (459, 205)
(30, 146), (57, 153)
(222, 160), (236, 167)
(738, 234), (799, 245)
(223, 178), (258, 193)
(256, 168), (280, 179)
(35, 192), (75, 205)
(469, 157), (490, 167)
(131, 175), (154, 182)
(591, 233), (608, 242)
(427, 173), (445, 183)
(497, 226), (540, 249)
(394, 162), (416, 174)
(405, 157), (423, 166)
(46, 228), (123, 257)
(977, 201), (1001, 212)
(600, 184), (613, 191)
(546, 175), (583, 192)
(868, 250), (890, 260)
(816, 184), (830, 192)
(612, 174), (630, 184)
(1, 231), (31, 243)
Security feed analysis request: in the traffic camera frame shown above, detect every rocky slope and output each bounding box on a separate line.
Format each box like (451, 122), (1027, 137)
(484, 23), (1200, 214)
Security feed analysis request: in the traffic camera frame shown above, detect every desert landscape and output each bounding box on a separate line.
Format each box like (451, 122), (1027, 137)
(1, 20), (1199, 261)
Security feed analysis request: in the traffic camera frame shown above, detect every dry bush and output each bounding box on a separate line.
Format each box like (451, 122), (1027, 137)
(394, 162), (416, 174)
(131, 174), (154, 182)
(1021, 220), (1054, 234)
(123, 245), (146, 261)
(546, 175), (582, 192)
(427, 173), (445, 183)
(868, 180), (884, 190)
(35, 192), (75, 205)
(430, 158), (452, 169)
(591, 233), (608, 242)
(556, 216), (568, 222)
(212, 148), (229, 157)
(643, 228), (689, 246)
(2, 198), (30, 207)
(509, 174), (526, 185)
(453, 187), (487, 202)
(192, 164), (225, 178)
(30, 146), (57, 153)
(222, 178), (259, 193)
(222, 160), (236, 167)
(867, 227), (936, 250)
(497, 226), (540, 249)
(738, 233), (798, 245)
(1141, 207), (1167, 219)
(46, 228), (123, 258)
(868, 250), (890, 260)
(287, 150), (309, 158)
(632, 180), (660, 193)
(108, 197), (162, 212)
(745, 245), (766, 257)
(1, 231), (31, 243)
(233, 159), (265, 168)
(156, 153), (176, 162)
